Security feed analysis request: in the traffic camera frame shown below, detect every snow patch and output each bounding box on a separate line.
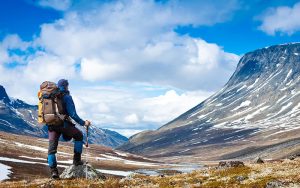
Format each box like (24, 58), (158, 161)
(248, 78), (259, 89)
(232, 100), (251, 111)
(197, 114), (207, 119)
(14, 142), (70, 156)
(214, 122), (227, 128)
(277, 95), (287, 103)
(237, 85), (247, 92)
(0, 156), (67, 168)
(97, 154), (159, 167)
(19, 156), (45, 161)
(0, 163), (11, 181)
(245, 106), (270, 121)
(14, 142), (48, 152)
(97, 169), (132, 177)
(283, 69), (292, 82)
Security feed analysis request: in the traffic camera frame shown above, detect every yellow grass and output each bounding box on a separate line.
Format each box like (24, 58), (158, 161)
(2, 158), (300, 188)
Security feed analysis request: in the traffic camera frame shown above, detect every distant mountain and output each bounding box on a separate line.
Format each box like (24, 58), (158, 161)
(0, 86), (127, 148)
(119, 43), (300, 161)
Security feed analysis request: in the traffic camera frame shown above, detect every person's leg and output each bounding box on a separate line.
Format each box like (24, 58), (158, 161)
(48, 126), (61, 178)
(61, 122), (84, 165)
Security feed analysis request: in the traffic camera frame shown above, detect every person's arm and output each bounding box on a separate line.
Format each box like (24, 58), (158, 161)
(64, 95), (85, 126)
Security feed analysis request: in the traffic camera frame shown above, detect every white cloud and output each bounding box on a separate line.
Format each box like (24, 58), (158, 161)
(0, 0), (241, 137)
(258, 2), (300, 35)
(2, 34), (30, 50)
(124, 114), (139, 124)
(80, 58), (125, 81)
(109, 129), (144, 138)
(140, 90), (213, 123)
(0, 47), (9, 63)
(37, 0), (240, 91)
(71, 85), (212, 135)
(0, 34), (30, 64)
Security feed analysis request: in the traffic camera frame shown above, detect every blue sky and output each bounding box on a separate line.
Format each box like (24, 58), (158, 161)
(0, 0), (299, 137)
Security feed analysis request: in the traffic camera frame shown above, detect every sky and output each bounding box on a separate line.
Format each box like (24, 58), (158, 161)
(0, 0), (299, 137)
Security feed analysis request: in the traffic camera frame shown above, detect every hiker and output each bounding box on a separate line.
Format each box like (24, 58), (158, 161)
(47, 79), (91, 179)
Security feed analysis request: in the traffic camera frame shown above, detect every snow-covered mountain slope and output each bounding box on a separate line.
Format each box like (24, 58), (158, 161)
(0, 85), (128, 148)
(119, 43), (300, 161)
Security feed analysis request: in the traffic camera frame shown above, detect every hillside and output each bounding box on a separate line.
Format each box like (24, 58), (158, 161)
(119, 43), (300, 162)
(0, 131), (170, 181)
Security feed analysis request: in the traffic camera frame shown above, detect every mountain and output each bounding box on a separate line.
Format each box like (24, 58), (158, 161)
(0, 86), (128, 148)
(119, 43), (300, 162)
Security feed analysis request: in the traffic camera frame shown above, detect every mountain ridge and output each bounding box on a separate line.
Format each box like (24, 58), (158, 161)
(118, 43), (300, 161)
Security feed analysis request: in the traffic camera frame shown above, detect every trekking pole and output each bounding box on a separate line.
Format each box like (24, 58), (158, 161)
(86, 125), (89, 148)
(85, 125), (89, 180)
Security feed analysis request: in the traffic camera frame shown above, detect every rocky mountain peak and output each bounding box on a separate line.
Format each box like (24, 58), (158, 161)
(0, 85), (10, 104)
(227, 43), (300, 87)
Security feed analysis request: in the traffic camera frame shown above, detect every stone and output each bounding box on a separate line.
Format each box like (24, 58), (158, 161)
(235, 176), (247, 182)
(254, 157), (264, 164)
(60, 164), (106, 180)
(288, 155), (296, 160)
(266, 180), (283, 188)
(218, 161), (245, 168)
(287, 154), (300, 160)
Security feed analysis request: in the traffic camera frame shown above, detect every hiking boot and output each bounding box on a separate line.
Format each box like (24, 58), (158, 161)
(73, 152), (84, 166)
(50, 167), (59, 179)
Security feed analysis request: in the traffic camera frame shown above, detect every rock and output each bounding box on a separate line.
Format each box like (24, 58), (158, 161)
(235, 176), (247, 182)
(266, 180), (283, 188)
(169, 181), (176, 186)
(254, 157), (264, 164)
(288, 155), (296, 160)
(60, 164), (106, 180)
(288, 153), (300, 160)
(218, 161), (245, 168)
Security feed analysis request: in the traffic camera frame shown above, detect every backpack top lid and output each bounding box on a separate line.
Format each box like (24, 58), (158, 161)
(40, 81), (59, 98)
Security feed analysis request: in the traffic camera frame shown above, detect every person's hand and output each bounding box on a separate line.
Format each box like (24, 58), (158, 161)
(84, 120), (91, 127)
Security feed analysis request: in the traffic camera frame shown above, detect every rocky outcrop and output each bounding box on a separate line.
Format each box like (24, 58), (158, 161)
(218, 161), (245, 168)
(254, 157), (264, 164)
(60, 164), (106, 180)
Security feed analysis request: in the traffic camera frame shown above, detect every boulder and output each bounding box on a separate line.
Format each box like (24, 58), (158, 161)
(254, 157), (264, 164)
(60, 164), (106, 180)
(266, 180), (283, 188)
(288, 153), (300, 160)
(218, 161), (245, 168)
(288, 155), (296, 160)
(235, 176), (247, 182)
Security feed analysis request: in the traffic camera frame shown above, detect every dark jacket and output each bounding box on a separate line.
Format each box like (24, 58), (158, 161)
(61, 92), (85, 126)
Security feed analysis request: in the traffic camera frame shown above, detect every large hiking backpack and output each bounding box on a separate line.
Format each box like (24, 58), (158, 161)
(38, 81), (67, 126)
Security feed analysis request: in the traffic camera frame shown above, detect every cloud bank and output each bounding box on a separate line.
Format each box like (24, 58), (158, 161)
(0, 0), (241, 137)
(258, 2), (300, 35)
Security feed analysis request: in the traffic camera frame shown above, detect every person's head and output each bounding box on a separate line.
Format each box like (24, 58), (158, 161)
(57, 79), (69, 92)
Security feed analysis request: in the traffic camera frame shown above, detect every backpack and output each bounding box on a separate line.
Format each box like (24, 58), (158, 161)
(38, 81), (67, 126)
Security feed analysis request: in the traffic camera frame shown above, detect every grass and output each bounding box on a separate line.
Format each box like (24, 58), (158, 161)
(2, 159), (300, 188)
